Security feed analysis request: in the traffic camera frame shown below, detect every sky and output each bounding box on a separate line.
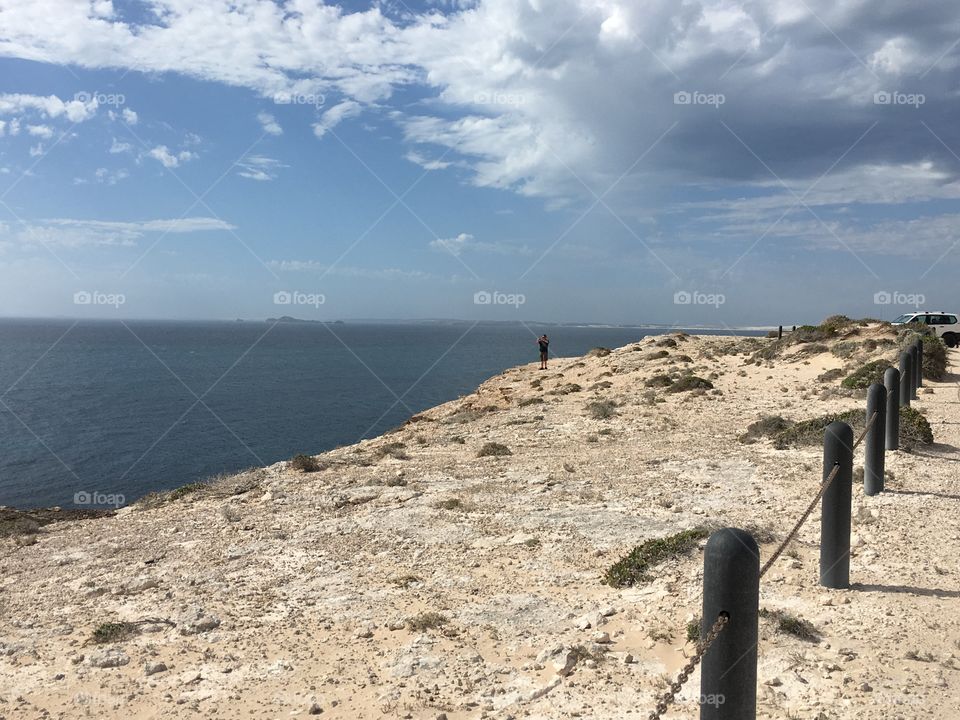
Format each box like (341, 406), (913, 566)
(1, 0), (960, 326)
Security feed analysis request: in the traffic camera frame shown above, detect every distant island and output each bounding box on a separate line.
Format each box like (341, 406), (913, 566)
(262, 316), (345, 324)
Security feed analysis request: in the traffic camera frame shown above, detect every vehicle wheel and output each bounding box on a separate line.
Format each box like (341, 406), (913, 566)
(944, 333), (958, 348)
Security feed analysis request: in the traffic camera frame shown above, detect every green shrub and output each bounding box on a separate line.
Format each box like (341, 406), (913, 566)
(586, 400), (618, 419)
(518, 397), (545, 407)
(550, 383), (582, 395)
(644, 374), (674, 388)
(841, 360), (891, 389)
(816, 368), (845, 384)
(290, 453), (323, 472)
(759, 609), (819, 642)
(375, 442), (409, 460)
(666, 375), (713, 393)
(739, 415), (793, 444)
(656, 337), (678, 348)
(819, 314), (853, 336)
(772, 407), (932, 450)
(168, 482), (206, 500)
(406, 612), (448, 631)
(604, 528), (709, 587)
(831, 341), (859, 358)
(477, 442), (512, 457)
(587, 347), (612, 357)
(686, 617), (701, 642)
(920, 334), (947, 380)
(91, 621), (138, 644)
(647, 350), (669, 360)
(900, 406), (934, 447)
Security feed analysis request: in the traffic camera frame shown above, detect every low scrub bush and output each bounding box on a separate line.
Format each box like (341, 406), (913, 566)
(477, 442), (512, 457)
(841, 360), (891, 389)
(290, 453), (323, 472)
(604, 527), (709, 587)
(586, 400), (618, 419)
(666, 375), (713, 393)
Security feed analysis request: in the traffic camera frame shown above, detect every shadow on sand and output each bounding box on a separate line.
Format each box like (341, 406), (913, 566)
(852, 583), (960, 600)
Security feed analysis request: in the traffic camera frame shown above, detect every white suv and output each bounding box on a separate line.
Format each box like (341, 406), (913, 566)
(892, 311), (960, 347)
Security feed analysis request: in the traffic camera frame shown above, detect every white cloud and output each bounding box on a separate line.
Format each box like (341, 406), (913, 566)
(121, 107), (138, 125)
(109, 137), (132, 153)
(257, 112), (282, 136)
(147, 145), (197, 169)
(26, 124), (53, 138)
(405, 150), (452, 171)
(0, 93), (97, 122)
(268, 259), (438, 280)
(313, 101), (362, 139)
(429, 232), (532, 256)
(5, 217), (236, 249)
(236, 155), (285, 181)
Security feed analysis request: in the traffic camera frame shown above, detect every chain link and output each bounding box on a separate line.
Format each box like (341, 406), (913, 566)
(648, 613), (728, 720)
(759, 410), (878, 578)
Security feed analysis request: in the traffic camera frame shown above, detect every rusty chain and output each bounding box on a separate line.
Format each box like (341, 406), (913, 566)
(647, 613), (728, 720)
(647, 410), (880, 718)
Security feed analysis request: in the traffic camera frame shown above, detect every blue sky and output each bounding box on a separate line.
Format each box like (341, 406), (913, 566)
(2, 0), (960, 326)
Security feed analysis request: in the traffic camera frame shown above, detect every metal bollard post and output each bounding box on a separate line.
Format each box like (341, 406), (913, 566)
(778, 325), (783, 339)
(911, 342), (920, 398)
(898, 351), (911, 408)
(864, 384), (886, 496)
(701, 528), (759, 720)
(916, 339), (923, 388)
(821, 421), (853, 589)
(884, 367), (900, 451)
(912, 343), (921, 399)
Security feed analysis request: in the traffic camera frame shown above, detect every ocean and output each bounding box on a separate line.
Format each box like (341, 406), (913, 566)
(0, 319), (762, 509)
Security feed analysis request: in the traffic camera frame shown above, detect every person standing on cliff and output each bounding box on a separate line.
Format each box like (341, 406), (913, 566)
(537, 334), (549, 370)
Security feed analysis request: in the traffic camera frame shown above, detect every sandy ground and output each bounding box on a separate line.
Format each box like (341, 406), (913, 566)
(1, 327), (959, 720)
